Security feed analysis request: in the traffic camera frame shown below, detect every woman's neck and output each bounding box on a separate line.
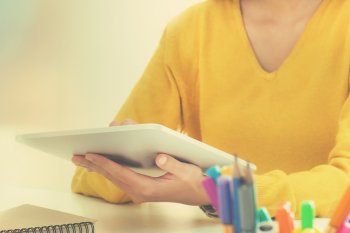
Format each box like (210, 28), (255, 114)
(241, 0), (323, 23)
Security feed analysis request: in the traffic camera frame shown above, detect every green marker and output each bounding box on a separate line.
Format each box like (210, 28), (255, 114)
(256, 207), (275, 233)
(301, 201), (315, 230)
(257, 208), (271, 223)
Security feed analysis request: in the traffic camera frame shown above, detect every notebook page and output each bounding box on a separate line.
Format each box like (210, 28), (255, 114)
(0, 204), (96, 231)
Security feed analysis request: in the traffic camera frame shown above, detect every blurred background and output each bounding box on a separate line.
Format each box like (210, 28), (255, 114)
(0, 0), (201, 192)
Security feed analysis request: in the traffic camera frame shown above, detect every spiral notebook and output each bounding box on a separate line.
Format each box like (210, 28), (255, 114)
(0, 204), (96, 233)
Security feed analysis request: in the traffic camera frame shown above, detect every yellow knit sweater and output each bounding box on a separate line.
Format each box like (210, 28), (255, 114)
(72, 0), (350, 217)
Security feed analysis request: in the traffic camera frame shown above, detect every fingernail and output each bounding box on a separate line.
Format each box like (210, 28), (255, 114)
(85, 154), (96, 161)
(157, 155), (167, 165)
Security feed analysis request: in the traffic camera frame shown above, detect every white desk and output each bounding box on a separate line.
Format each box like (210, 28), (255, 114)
(0, 184), (330, 233)
(0, 184), (221, 233)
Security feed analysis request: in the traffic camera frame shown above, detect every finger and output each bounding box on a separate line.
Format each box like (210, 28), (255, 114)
(72, 154), (131, 190)
(85, 153), (151, 187)
(72, 155), (114, 179)
(72, 155), (97, 173)
(72, 154), (85, 165)
(109, 119), (136, 127)
(155, 154), (203, 183)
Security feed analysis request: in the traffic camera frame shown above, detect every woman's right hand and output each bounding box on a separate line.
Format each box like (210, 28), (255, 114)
(71, 118), (211, 206)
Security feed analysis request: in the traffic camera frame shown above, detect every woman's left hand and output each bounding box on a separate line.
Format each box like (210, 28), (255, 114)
(72, 153), (210, 205)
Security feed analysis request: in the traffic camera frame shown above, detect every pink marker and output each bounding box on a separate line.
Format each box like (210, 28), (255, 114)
(201, 177), (219, 211)
(337, 212), (350, 233)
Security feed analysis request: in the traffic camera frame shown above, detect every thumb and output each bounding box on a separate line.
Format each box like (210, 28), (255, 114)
(155, 153), (203, 182)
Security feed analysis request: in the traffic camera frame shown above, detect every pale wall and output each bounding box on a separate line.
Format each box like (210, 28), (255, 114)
(0, 0), (201, 192)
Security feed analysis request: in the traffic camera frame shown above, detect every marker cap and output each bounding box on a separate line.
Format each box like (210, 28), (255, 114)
(257, 207), (271, 223)
(301, 201), (315, 230)
(205, 166), (221, 184)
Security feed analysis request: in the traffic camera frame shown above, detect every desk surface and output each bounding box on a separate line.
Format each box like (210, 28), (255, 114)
(1, 184), (221, 233)
(0, 184), (330, 233)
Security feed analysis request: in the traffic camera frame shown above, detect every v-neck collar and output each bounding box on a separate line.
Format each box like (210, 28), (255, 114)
(232, 0), (330, 80)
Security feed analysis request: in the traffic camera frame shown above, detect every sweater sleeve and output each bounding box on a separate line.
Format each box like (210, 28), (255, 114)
(114, 27), (182, 128)
(71, 28), (183, 203)
(255, 95), (350, 218)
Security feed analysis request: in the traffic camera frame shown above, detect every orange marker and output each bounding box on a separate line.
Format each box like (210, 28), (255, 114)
(276, 203), (294, 233)
(326, 185), (350, 233)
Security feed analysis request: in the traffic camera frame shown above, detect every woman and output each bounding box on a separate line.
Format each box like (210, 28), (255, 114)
(71, 0), (350, 217)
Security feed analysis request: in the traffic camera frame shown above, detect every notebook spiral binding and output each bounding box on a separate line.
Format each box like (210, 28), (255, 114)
(0, 222), (94, 233)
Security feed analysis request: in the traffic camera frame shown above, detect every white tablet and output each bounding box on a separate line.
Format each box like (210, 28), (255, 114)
(16, 124), (256, 172)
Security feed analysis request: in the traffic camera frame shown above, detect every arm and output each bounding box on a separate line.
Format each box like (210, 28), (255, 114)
(256, 95), (350, 217)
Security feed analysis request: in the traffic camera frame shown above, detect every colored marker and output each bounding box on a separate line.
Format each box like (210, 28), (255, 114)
(326, 185), (350, 233)
(257, 208), (276, 233)
(239, 163), (257, 233)
(233, 156), (244, 233)
(275, 202), (294, 233)
(245, 163), (257, 217)
(202, 177), (219, 211)
(336, 212), (350, 233)
(218, 176), (233, 233)
(257, 207), (271, 222)
(301, 201), (315, 230)
(205, 166), (221, 184)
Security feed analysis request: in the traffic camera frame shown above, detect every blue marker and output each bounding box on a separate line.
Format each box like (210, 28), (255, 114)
(205, 166), (221, 184)
(239, 163), (257, 233)
(218, 176), (233, 233)
(233, 156), (243, 233)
